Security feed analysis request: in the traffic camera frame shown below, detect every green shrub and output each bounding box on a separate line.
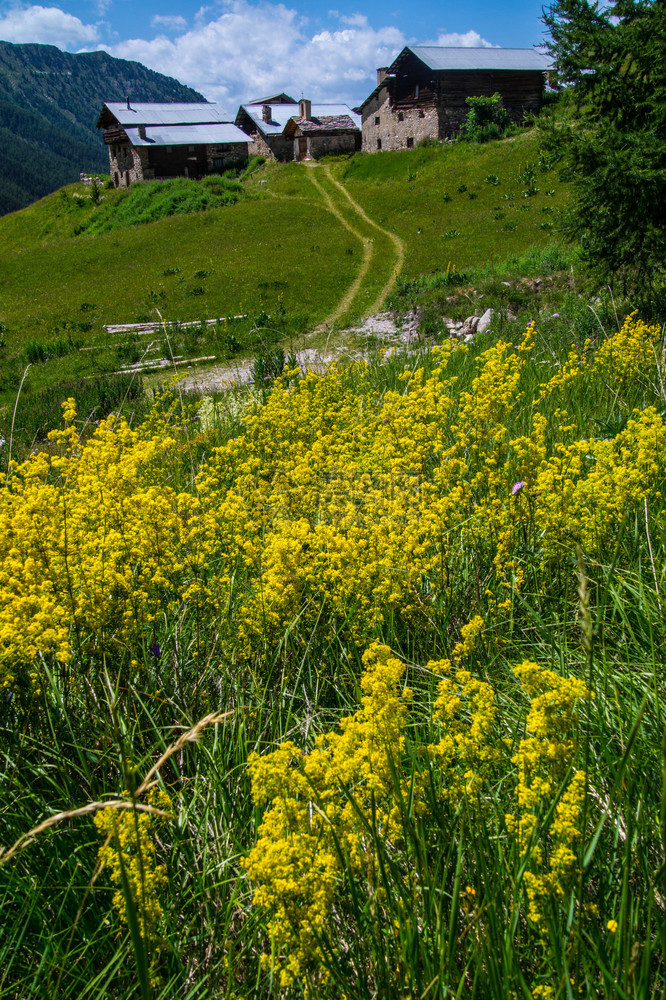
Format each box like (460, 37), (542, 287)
(251, 346), (285, 388)
(461, 93), (511, 143)
(24, 332), (81, 364)
(76, 174), (248, 236)
(391, 263), (470, 302)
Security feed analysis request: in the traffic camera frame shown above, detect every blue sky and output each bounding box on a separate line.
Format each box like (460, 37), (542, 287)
(0, 1), (553, 114)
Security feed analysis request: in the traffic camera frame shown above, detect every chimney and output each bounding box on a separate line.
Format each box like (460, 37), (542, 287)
(262, 104), (271, 123)
(299, 98), (311, 120)
(126, 96), (131, 110)
(138, 124), (146, 140)
(377, 67), (389, 85)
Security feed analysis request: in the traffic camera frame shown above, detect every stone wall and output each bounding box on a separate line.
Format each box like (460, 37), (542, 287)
(205, 143), (249, 172)
(108, 142), (144, 187)
(248, 135), (274, 159)
(362, 90), (438, 152)
(266, 134), (296, 162)
(296, 131), (359, 160)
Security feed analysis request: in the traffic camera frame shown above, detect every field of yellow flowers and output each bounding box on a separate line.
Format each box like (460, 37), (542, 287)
(1, 313), (665, 999)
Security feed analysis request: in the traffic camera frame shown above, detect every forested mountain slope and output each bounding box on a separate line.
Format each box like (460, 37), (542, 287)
(0, 41), (204, 215)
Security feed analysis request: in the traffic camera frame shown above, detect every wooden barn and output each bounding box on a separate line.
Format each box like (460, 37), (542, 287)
(97, 102), (251, 187)
(360, 47), (552, 152)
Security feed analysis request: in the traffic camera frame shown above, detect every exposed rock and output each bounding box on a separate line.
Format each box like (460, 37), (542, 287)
(348, 312), (399, 337)
(460, 315), (480, 337)
(476, 308), (494, 335)
(401, 308), (422, 341)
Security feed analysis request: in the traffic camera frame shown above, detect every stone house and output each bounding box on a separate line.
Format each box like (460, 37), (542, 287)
(235, 98), (361, 161)
(97, 102), (250, 187)
(360, 47), (552, 153)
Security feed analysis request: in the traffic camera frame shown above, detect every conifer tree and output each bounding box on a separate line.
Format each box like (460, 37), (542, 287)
(542, 0), (666, 292)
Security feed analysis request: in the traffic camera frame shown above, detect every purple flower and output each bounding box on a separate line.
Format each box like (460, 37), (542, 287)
(150, 643), (161, 659)
(552, 313), (560, 318)
(511, 481), (525, 495)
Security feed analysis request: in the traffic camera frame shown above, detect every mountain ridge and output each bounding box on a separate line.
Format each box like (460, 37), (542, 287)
(0, 40), (205, 215)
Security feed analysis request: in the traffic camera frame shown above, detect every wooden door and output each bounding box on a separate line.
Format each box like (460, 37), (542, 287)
(298, 137), (307, 161)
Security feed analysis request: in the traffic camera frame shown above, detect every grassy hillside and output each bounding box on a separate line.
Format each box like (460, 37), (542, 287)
(0, 131), (571, 414)
(0, 41), (204, 215)
(340, 137), (569, 277)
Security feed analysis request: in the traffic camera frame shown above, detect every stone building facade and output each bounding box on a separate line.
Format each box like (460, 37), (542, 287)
(97, 102), (250, 186)
(361, 47), (552, 153)
(284, 101), (361, 160)
(235, 99), (361, 161)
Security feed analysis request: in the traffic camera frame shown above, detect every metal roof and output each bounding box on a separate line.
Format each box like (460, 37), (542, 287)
(403, 47), (553, 72)
(102, 102), (228, 126)
(124, 123), (250, 146)
(239, 103), (361, 135)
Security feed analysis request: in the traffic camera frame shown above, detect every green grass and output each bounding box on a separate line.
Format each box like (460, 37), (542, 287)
(338, 131), (570, 277)
(0, 128), (574, 428)
(0, 129), (568, 337)
(75, 174), (249, 235)
(0, 194), (358, 415)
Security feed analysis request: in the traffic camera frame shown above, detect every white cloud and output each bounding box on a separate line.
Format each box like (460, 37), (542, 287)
(104, 1), (413, 112)
(151, 14), (188, 31)
(339, 13), (368, 28)
(433, 30), (495, 48)
(0, 2), (496, 113)
(0, 4), (100, 49)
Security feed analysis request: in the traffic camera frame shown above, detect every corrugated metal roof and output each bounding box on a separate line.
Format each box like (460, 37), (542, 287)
(404, 47), (553, 72)
(240, 103), (361, 135)
(103, 102), (228, 126)
(124, 123), (250, 146)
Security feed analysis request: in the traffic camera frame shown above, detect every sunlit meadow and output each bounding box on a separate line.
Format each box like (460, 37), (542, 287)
(1, 313), (665, 998)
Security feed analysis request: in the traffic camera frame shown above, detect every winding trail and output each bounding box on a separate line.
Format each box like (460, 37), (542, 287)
(305, 166), (373, 332)
(322, 165), (406, 316)
(117, 164), (408, 394)
(305, 163), (405, 332)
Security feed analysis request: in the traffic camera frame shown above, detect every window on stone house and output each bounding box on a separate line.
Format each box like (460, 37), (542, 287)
(406, 137), (414, 148)
(375, 116), (380, 125)
(398, 112), (404, 122)
(214, 158), (223, 169)
(377, 138), (382, 150)
(166, 146), (172, 153)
